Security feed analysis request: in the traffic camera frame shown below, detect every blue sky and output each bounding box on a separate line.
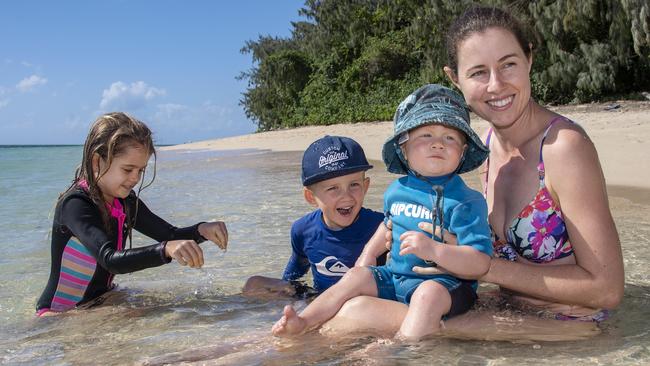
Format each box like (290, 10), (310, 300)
(0, 0), (305, 145)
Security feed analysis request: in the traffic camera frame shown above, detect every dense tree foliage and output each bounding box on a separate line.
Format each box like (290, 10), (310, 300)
(239, 0), (650, 131)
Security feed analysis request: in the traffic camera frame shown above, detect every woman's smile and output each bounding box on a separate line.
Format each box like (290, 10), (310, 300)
(487, 95), (514, 109)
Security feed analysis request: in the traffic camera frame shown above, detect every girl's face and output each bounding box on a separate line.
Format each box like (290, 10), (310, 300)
(401, 124), (467, 177)
(447, 27), (532, 129)
(93, 144), (151, 203)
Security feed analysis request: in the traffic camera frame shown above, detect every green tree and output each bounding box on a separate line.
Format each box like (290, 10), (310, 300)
(530, 0), (650, 102)
(239, 0), (650, 131)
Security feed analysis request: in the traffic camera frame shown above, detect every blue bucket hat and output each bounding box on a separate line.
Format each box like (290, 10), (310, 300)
(382, 84), (489, 175)
(302, 135), (373, 186)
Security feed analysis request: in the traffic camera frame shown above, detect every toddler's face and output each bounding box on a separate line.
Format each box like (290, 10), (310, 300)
(305, 171), (369, 230)
(401, 124), (467, 177)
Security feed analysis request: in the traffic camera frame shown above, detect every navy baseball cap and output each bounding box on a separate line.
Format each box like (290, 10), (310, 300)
(301, 135), (373, 186)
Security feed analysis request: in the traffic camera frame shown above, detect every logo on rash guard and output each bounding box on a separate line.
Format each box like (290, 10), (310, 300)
(315, 256), (350, 276)
(389, 202), (433, 220)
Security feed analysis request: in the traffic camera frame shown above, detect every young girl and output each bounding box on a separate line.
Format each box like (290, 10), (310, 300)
(36, 112), (228, 316)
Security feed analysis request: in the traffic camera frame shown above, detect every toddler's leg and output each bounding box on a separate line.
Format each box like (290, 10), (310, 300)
(397, 280), (451, 341)
(271, 267), (378, 337)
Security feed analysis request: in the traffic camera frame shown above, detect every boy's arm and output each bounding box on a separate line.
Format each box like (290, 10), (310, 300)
(355, 223), (389, 267)
(282, 224), (310, 281)
(281, 253), (310, 281)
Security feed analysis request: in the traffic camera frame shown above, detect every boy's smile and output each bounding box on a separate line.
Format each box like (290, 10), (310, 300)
(304, 171), (370, 230)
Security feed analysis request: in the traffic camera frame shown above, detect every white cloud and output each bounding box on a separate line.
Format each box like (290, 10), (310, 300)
(148, 100), (253, 144)
(0, 86), (10, 109)
(156, 103), (189, 119)
(63, 115), (85, 129)
(202, 100), (232, 117)
(99, 81), (166, 110)
(16, 75), (48, 92)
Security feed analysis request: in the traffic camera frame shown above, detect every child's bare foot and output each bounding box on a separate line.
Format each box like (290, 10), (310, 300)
(271, 305), (307, 337)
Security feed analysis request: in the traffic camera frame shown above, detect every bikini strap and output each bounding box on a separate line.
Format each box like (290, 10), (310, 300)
(538, 116), (569, 183)
(483, 128), (494, 196)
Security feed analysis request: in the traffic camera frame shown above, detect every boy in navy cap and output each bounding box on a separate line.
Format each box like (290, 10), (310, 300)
(243, 135), (385, 298)
(272, 84), (492, 341)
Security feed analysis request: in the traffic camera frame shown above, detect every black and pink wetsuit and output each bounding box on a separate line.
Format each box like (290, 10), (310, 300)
(36, 185), (205, 315)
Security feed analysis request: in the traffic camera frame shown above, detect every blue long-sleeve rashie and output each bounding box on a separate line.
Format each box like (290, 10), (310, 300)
(384, 173), (493, 290)
(282, 207), (384, 292)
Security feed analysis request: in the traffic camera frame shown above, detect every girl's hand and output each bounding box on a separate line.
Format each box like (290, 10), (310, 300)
(165, 240), (204, 268)
(198, 221), (229, 251)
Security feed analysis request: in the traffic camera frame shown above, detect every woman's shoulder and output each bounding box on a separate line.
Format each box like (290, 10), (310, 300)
(541, 114), (604, 196)
(542, 115), (595, 158)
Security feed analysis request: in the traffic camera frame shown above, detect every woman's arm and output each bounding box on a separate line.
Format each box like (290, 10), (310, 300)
(484, 123), (624, 309)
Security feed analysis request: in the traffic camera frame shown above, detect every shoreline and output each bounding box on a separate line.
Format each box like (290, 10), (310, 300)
(164, 100), (650, 190)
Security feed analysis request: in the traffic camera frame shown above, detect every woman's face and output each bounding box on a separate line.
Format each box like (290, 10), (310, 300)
(448, 27), (532, 128)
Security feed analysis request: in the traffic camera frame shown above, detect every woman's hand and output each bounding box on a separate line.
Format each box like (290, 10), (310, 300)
(165, 240), (204, 268)
(384, 219), (393, 251)
(198, 221), (229, 250)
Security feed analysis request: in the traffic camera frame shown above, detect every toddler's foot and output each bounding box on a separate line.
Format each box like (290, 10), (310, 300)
(271, 305), (307, 337)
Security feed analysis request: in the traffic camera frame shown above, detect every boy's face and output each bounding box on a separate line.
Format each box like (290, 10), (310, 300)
(304, 171), (370, 230)
(401, 124), (467, 177)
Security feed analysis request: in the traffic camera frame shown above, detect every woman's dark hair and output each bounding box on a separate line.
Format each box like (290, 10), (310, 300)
(64, 112), (156, 243)
(446, 5), (532, 72)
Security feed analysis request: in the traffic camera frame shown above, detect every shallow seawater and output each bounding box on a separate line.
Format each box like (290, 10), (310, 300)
(0, 147), (648, 365)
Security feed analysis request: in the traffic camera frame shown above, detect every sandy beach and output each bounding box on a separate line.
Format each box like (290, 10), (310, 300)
(165, 101), (650, 192)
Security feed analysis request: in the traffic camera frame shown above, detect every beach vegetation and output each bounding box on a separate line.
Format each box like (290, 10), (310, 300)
(239, 0), (650, 131)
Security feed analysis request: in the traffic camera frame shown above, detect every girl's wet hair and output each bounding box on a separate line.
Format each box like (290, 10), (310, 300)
(65, 112), (156, 239)
(445, 5), (532, 72)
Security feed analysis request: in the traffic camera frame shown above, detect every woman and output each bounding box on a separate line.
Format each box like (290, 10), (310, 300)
(322, 5), (624, 336)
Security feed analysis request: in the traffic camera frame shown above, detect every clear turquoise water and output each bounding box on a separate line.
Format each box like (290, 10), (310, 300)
(0, 146), (648, 365)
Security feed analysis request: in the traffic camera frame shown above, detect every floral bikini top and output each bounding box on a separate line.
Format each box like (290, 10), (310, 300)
(485, 117), (573, 263)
